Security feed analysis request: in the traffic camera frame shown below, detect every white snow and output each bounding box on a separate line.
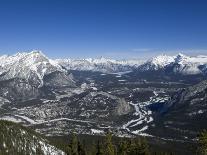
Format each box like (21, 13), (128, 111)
(55, 57), (144, 73)
(150, 54), (175, 69)
(91, 129), (104, 134)
(131, 126), (149, 134)
(31, 118), (95, 125)
(14, 115), (37, 124)
(1, 51), (206, 76)
(140, 53), (207, 74)
(0, 116), (22, 123)
(0, 51), (66, 87)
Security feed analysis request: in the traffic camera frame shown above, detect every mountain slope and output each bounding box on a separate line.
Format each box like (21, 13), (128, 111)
(55, 53), (207, 76)
(138, 53), (207, 75)
(149, 80), (207, 140)
(56, 57), (144, 73)
(0, 51), (75, 101)
(0, 51), (75, 87)
(0, 120), (65, 155)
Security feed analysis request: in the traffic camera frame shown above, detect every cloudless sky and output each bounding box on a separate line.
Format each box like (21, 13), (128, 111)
(0, 0), (207, 59)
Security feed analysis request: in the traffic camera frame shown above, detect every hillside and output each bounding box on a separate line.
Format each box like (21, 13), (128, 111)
(149, 80), (207, 141)
(0, 120), (65, 155)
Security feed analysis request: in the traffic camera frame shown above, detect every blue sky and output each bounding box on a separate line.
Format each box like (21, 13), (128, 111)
(0, 0), (207, 59)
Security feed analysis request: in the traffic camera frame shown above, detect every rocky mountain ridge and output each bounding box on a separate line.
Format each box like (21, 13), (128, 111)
(56, 53), (207, 75)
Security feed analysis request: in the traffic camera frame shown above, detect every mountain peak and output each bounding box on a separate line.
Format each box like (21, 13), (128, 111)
(0, 51), (66, 87)
(174, 53), (189, 64)
(150, 54), (175, 68)
(177, 53), (186, 57)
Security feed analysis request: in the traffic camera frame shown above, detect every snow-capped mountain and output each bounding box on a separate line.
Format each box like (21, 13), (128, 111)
(0, 51), (74, 87)
(138, 53), (207, 75)
(55, 57), (144, 73)
(55, 53), (207, 75)
(0, 51), (75, 101)
(138, 54), (175, 71)
(0, 51), (206, 83)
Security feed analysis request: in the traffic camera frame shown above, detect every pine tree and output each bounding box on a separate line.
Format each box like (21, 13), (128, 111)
(96, 140), (104, 155)
(78, 141), (87, 155)
(36, 143), (44, 155)
(71, 132), (78, 155)
(127, 138), (137, 155)
(126, 137), (150, 155)
(139, 138), (150, 155)
(88, 141), (97, 155)
(65, 145), (72, 155)
(104, 132), (115, 155)
(198, 130), (207, 155)
(118, 139), (128, 155)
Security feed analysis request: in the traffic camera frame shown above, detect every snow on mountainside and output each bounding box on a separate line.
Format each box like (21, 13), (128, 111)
(55, 57), (144, 73)
(0, 51), (206, 87)
(0, 51), (206, 77)
(138, 54), (175, 70)
(0, 51), (72, 87)
(0, 120), (65, 155)
(55, 53), (207, 75)
(138, 53), (207, 75)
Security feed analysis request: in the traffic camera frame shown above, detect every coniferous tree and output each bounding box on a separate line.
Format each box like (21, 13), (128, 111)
(36, 143), (44, 155)
(65, 145), (72, 155)
(118, 139), (128, 155)
(96, 140), (104, 155)
(104, 132), (115, 155)
(89, 141), (97, 155)
(127, 138), (137, 155)
(71, 132), (78, 155)
(198, 130), (207, 155)
(138, 138), (150, 155)
(126, 137), (150, 155)
(78, 141), (87, 155)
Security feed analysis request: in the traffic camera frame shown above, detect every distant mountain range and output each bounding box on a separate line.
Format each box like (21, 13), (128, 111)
(1, 51), (207, 77)
(56, 53), (207, 75)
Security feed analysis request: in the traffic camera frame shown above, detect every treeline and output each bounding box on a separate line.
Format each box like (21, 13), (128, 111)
(57, 132), (175, 155)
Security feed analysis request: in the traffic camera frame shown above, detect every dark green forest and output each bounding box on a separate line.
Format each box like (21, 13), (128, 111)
(49, 130), (207, 155)
(1, 120), (207, 155)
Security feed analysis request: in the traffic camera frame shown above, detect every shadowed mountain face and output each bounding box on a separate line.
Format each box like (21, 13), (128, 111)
(0, 120), (65, 155)
(0, 51), (207, 143)
(148, 80), (207, 141)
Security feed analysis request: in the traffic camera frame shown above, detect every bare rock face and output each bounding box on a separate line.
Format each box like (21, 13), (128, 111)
(169, 80), (207, 107)
(0, 78), (41, 101)
(115, 98), (132, 115)
(43, 71), (75, 88)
